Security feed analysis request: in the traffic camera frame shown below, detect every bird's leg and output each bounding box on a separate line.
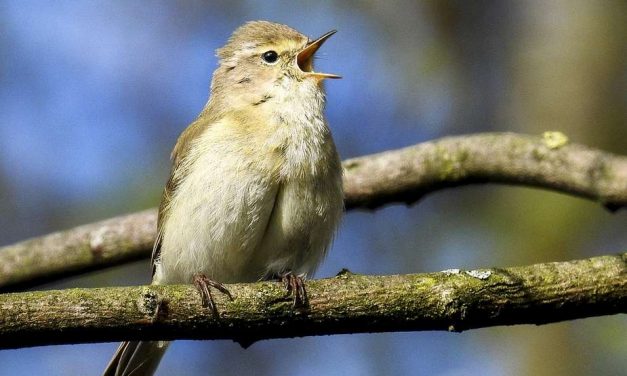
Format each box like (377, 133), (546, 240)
(192, 274), (233, 315)
(279, 271), (308, 308)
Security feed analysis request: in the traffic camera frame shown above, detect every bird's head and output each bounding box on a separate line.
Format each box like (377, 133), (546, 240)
(209, 21), (340, 112)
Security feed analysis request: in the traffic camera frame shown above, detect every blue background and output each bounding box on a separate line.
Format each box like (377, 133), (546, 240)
(0, 1), (625, 375)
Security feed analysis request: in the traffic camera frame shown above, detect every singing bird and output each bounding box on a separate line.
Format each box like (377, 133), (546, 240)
(103, 21), (343, 375)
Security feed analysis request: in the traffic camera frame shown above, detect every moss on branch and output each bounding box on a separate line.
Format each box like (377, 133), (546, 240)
(1, 252), (625, 349)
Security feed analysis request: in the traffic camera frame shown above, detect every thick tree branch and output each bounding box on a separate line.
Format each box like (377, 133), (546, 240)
(1, 132), (626, 290)
(0, 252), (625, 349)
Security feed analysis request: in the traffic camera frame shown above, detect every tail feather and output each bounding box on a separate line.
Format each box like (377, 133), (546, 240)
(103, 341), (170, 376)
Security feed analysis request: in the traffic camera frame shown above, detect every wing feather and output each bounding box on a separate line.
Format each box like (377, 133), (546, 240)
(151, 111), (217, 276)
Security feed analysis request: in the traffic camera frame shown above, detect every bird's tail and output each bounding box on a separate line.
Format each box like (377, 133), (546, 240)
(103, 340), (170, 376)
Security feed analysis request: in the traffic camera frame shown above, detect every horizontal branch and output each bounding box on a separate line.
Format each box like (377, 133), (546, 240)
(1, 132), (626, 290)
(0, 252), (625, 349)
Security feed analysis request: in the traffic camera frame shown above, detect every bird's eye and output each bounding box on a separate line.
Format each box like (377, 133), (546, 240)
(261, 50), (279, 64)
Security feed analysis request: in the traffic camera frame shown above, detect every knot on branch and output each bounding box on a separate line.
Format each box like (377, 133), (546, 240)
(137, 288), (168, 322)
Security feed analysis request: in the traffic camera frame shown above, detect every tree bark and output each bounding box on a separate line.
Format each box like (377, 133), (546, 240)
(0, 252), (625, 349)
(1, 132), (626, 290)
(0, 210), (157, 291)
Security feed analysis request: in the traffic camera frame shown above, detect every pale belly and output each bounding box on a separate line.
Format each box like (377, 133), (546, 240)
(248, 178), (343, 280)
(154, 94), (343, 285)
(154, 156), (343, 285)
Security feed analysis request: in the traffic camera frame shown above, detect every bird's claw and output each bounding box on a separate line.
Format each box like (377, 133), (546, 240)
(280, 272), (308, 308)
(193, 274), (233, 315)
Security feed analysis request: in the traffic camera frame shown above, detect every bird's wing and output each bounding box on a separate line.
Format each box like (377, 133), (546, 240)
(151, 113), (214, 276)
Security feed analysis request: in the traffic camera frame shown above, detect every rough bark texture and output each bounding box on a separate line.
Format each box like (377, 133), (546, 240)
(0, 252), (625, 349)
(1, 132), (626, 290)
(343, 132), (627, 210)
(0, 210), (157, 291)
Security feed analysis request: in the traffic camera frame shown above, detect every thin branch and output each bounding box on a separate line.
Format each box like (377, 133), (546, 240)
(343, 132), (627, 210)
(0, 210), (157, 290)
(1, 132), (626, 290)
(0, 252), (625, 349)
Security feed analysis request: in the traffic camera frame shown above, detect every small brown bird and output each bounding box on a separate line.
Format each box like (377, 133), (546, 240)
(103, 21), (343, 375)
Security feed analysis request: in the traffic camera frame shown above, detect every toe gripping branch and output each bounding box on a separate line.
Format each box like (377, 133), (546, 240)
(192, 271), (308, 316)
(193, 274), (233, 315)
(280, 271), (308, 308)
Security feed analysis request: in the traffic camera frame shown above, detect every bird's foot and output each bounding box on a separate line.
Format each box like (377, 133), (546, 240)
(193, 274), (233, 315)
(279, 271), (308, 308)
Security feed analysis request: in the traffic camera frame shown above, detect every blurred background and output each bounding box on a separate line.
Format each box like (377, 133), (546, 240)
(0, 1), (625, 375)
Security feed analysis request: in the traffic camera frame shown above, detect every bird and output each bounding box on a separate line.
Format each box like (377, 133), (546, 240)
(103, 20), (344, 376)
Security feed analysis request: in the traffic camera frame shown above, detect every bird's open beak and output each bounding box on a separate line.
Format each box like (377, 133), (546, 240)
(297, 30), (341, 80)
